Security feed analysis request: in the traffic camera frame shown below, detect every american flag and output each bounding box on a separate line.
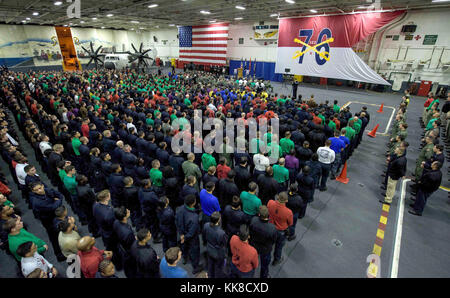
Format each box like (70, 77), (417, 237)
(179, 23), (229, 65)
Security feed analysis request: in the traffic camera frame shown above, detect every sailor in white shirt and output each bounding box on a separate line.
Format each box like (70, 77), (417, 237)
(207, 102), (217, 112)
(15, 159), (29, 187)
(316, 139), (335, 191)
(18, 242), (57, 278)
(253, 152), (270, 178)
(39, 135), (52, 155)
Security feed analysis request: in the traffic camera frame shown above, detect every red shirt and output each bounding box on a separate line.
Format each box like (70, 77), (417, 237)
(78, 247), (104, 278)
(333, 119), (341, 130)
(217, 164), (231, 179)
(230, 235), (258, 273)
(424, 97), (434, 107)
(267, 200), (293, 231)
(312, 116), (322, 125)
(81, 124), (89, 138)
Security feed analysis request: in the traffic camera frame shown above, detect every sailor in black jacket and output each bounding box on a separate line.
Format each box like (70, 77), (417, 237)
(286, 183), (306, 241)
(29, 181), (65, 261)
(175, 194), (202, 274)
(121, 145), (138, 179)
(202, 212), (227, 278)
(113, 207), (136, 277)
(130, 228), (160, 278)
(138, 179), (161, 243)
(381, 147), (407, 205)
(234, 157), (252, 193)
(217, 170), (240, 208)
(249, 205), (277, 278)
(409, 161), (442, 216)
(122, 177), (141, 227)
(93, 190), (119, 256)
(296, 165), (315, 203)
(158, 197), (177, 252)
(107, 164), (125, 207)
(76, 175), (99, 236)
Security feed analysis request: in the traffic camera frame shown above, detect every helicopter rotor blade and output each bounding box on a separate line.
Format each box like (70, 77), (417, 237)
(95, 45), (103, 55)
(132, 43), (138, 53)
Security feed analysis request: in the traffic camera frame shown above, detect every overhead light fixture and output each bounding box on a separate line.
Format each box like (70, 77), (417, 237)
(33, 12), (39, 16)
(21, 20), (27, 23)
(139, 27), (145, 30)
(155, 25), (159, 28)
(80, 20), (85, 23)
(431, 0), (450, 2)
(54, 1), (63, 5)
(26, 17), (31, 20)
(236, 5), (246, 10)
(92, 17), (97, 20)
(310, 9), (318, 13)
(209, 20), (216, 23)
(169, 24), (175, 26)
(101, 26), (105, 29)
(107, 14), (113, 17)
(234, 17), (243, 20)
(285, 0), (295, 4)
(270, 13), (278, 17)
(130, 28), (135, 30)
(131, 20), (140, 23)
(148, 4), (158, 8)
(200, 10), (211, 14)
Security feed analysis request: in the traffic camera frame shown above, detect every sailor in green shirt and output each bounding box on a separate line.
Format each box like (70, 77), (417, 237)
(280, 131), (295, 157)
(239, 183), (262, 217)
(345, 121), (356, 141)
(71, 131), (82, 156)
(273, 158), (289, 191)
(333, 100), (340, 113)
(425, 114), (440, 131)
(318, 112), (325, 124)
(63, 166), (78, 196)
(328, 117), (337, 131)
(184, 97), (192, 106)
(149, 160), (163, 187)
(426, 98), (439, 111)
(201, 150), (217, 172)
(6, 219), (47, 261)
(0, 193), (14, 208)
(146, 114), (154, 127)
(250, 132), (264, 154)
(353, 117), (361, 135)
(263, 128), (272, 145)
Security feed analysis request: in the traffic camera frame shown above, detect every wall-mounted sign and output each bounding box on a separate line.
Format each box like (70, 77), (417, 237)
(405, 34), (414, 40)
(253, 22), (279, 40)
(239, 38), (244, 44)
(393, 35), (399, 41)
(385, 35), (393, 39)
(423, 35), (438, 45)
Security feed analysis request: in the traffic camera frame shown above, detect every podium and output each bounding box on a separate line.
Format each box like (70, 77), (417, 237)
(237, 67), (243, 78)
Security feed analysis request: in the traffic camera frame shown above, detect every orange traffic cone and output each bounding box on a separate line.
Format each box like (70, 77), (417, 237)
(367, 124), (379, 138)
(377, 103), (384, 113)
(336, 162), (349, 184)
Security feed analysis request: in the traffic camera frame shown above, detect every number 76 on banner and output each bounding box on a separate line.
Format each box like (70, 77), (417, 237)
(293, 29), (334, 66)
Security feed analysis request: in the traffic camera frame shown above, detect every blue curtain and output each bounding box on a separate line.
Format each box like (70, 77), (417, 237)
(228, 60), (282, 82)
